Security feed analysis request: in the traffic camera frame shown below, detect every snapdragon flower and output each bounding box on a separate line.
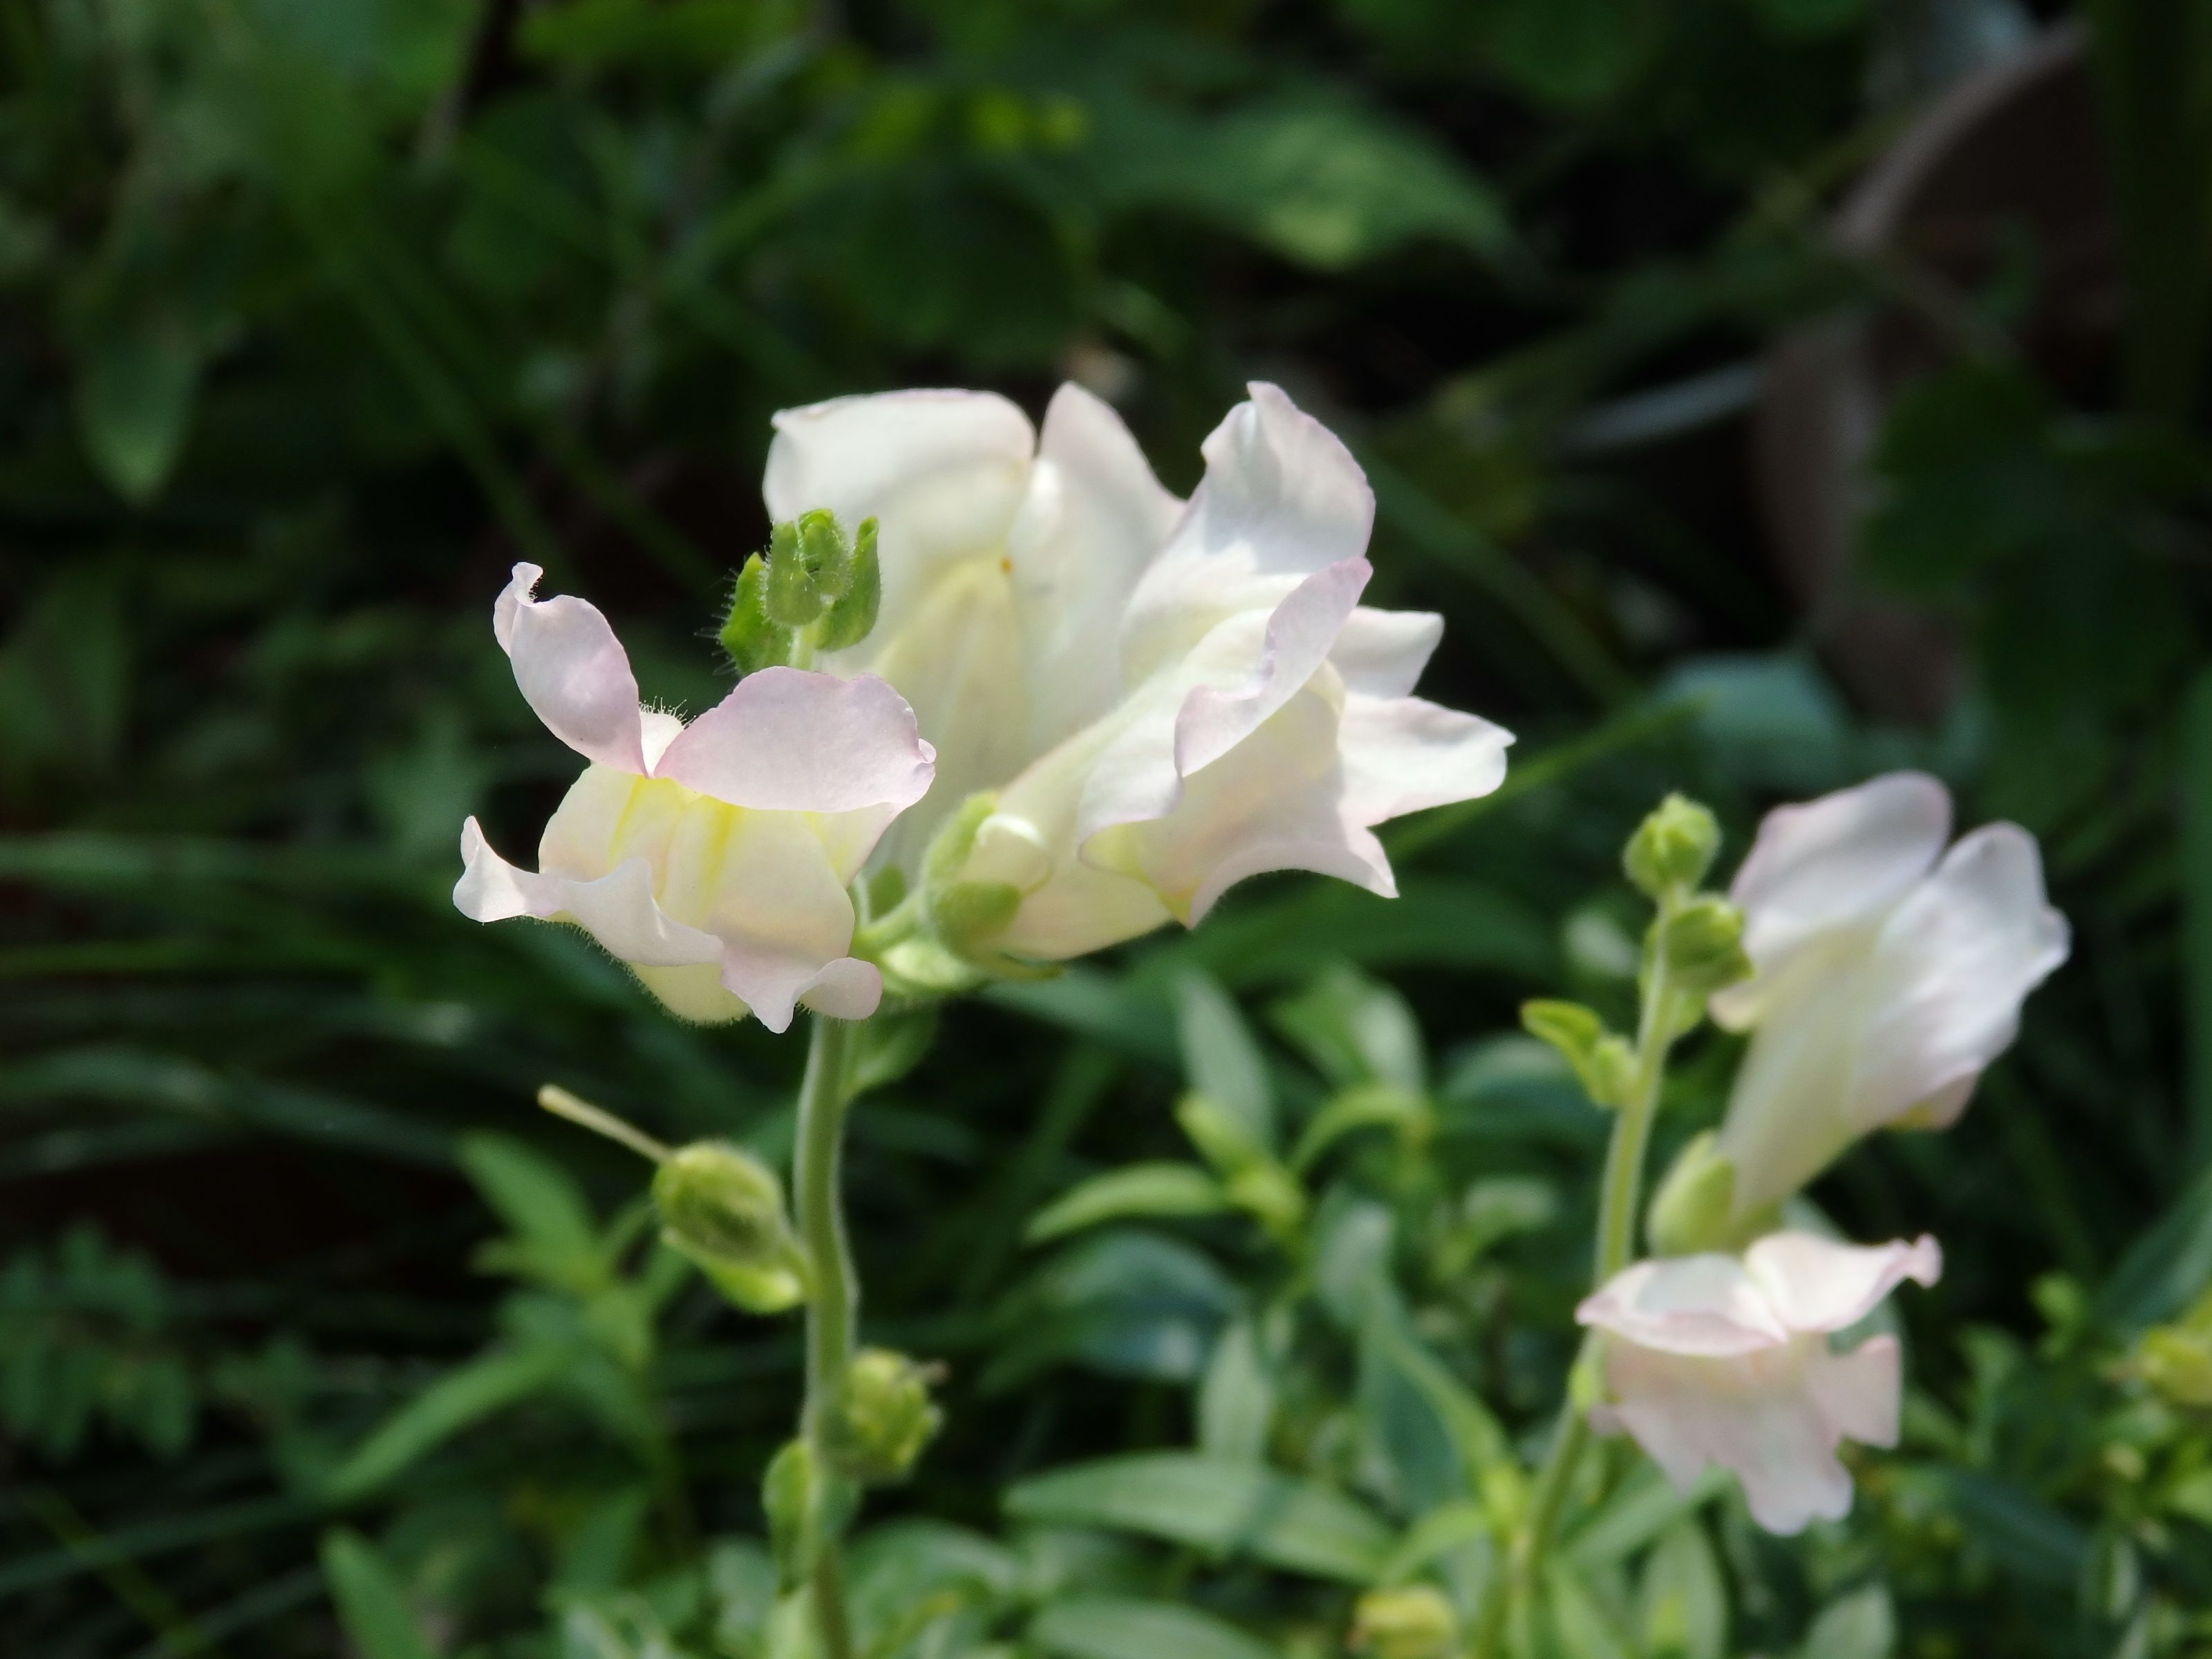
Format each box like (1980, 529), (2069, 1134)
(1577, 1231), (1941, 1533)
(454, 565), (935, 1031)
(764, 381), (1511, 959)
(1706, 772), (2068, 1219)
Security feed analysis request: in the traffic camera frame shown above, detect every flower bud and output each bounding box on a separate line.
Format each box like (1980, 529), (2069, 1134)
(1654, 895), (1752, 997)
(813, 516), (880, 653)
(1521, 1000), (1635, 1109)
(1645, 1132), (1770, 1257)
(2130, 1323), (2212, 1409)
(1349, 1585), (1457, 1659)
(825, 1348), (942, 1483)
(653, 1141), (807, 1314)
(1624, 794), (1721, 899)
(719, 553), (795, 675)
(765, 516), (827, 626)
(762, 1437), (856, 1589)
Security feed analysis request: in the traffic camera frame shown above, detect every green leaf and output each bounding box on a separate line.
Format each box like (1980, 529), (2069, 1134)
(1175, 973), (1275, 1151)
(986, 1229), (1237, 1391)
(1197, 1318), (1275, 1463)
(1025, 1163), (1230, 1244)
(324, 1343), (574, 1501)
(320, 1530), (435, 1659)
(1290, 1083), (1430, 1174)
(1636, 1521), (1727, 1659)
(1267, 964), (1426, 1091)
(1800, 1584), (1893, 1659)
(72, 318), (203, 503)
(458, 1133), (605, 1292)
(1004, 1452), (1394, 1583)
(1031, 1597), (1276, 1659)
(1543, 1558), (1635, 1659)
(1566, 1463), (1727, 1570)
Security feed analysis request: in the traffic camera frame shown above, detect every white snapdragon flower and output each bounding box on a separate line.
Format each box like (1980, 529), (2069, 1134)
(1577, 1231), (1942, 1534)
(765, 381), (1511, 959)
(1707, 772), (2069, 1219)
(454, 565), (935, 1031)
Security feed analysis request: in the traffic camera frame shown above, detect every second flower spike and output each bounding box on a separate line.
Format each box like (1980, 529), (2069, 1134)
(453, 565), (936, 1031)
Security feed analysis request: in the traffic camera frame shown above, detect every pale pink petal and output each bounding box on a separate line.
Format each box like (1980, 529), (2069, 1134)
(1010, 384), (1184, 753)
(1174, 557), (1370, 776)
(1336, 692), (1512, 824)
(1330, 607), (1444, 697)
(1808, 1334), (1903, 1451)
(455, 818), (723, 968)
(1713, 773), (1951, 1030)
(1743, 1232), (1942, 1335)
(493, 565), (648, 775)
(1844, 823), (2070, 1131)
(1121, 382), (1376, 681)
(765, 388), (1035, 641)
(1575, 1254), (1790, 1358)
(654, 669), (935, 814)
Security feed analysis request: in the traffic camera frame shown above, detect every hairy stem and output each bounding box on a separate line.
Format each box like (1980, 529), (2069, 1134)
(795, 1012), (859, 1659)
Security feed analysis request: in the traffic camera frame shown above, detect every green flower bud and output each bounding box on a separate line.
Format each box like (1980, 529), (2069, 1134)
(1350, 1585), (1458, 1659)
(1654, 895), (1752, 996)
(761, 1438), (856, 1590)
(653, 1141), (807, 1314)
(719, 553), (795, 675)
(825, 1348), (942, 1483)
(2131, 1326), (2212, 1409)
(765, 517), (825, 626)
(813, 516), (881, 652)
(1624, 794), (1721, 899)
(929, 879), (1021, 957)
(1645, 1132), (1770, 1256)
(1521, 1000), (1635, 1109)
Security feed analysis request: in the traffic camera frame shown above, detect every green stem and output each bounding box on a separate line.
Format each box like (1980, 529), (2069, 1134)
(795, 1013), (860, 1659)
(1471, 894), (1687, 1658)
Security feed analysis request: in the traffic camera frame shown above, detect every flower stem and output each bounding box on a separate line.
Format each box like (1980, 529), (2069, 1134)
(794, 1012), (860, 1659)
(1470, 892), (1687, 1657)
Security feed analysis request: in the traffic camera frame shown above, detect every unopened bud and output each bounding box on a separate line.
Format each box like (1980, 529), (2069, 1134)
(720, 554), (794, 675)
(813, 516), (880, 652)
(1646, 1132), (1754, 1256)
(653, 1141), (807, 1314)
(826, 1348), (942, 1483)
(1349, 1585), (1457, 1659)
(765, 517), (826, 626)
(1624, 794), (1721, 899)
(1655, 895), (1751, 996)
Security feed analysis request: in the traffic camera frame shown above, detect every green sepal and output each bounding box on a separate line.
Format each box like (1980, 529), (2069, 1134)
(929, 879), (1020, 957)
(720, 553), (796, 674)
(1653, 894), (1752, 997)
(1623, 792), (1721, 899)
(765, 518), (825, 626)
(813, 516), (880, 652)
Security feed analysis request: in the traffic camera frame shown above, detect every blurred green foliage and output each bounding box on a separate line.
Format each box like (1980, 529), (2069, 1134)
(3, 0), (2212, 1656)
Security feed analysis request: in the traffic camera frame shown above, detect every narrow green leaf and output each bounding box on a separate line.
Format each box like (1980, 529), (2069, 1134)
(1004, 1452), (1393, 1583)
(324, 1343), (574, 1502)
(1800, 1583), (1893, 1659)
(1024, 1163), (1229, 1244)
(1175, 973), (1275, 1151)
(319, 1530), (434, 1659)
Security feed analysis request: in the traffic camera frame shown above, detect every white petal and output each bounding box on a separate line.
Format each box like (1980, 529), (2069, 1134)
(1575, 1253), (1790, 1358)
(1121, 382), (1375, 682)
(1844, 823), (2070, 1131)
(1009, 384), (1183, 753)
(765, 388), (1035, 640)
(1599, 1339), (1855, 1535)
(1337, 692), (1512, 824)
(455, 817), (724, 969)
(1330, 607), (1444, 697)
(1743, 1232), (1942, 1335)
(1808, 1334), (1903, 1451)
(1713, 773), (1951, 1030)
(1174, 557), (1370, 776)
(494, 564), (648, 774)
(654, 669), (936, 815)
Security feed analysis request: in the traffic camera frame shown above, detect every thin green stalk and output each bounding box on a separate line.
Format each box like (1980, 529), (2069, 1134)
(1471, 893), (1687, 1657)
(794, 1013), (860, 1659)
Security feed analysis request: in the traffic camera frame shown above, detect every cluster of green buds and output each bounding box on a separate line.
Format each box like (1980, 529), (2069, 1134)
(1521, 794), (1757, 1253)
(720, 508), (882, 673)
(652, 1141), (810, 1314)
(853, 791), (1059, 999)
(824, 1347), (944, 1483)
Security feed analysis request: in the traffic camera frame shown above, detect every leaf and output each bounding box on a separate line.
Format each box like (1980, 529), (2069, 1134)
(1024, 1163), (1230, 1244)
(1934, 1470), (2090, 1582)
(1175, 973), (1275, 1152)
(320, 1530), (435, 1659)
(458, 1133), (605, 1292)
(324, 1343), (575, 1501)
(1543, 1558), (1635, 1659)
(1289, 1084), (1428, 1174)
(1267, 964), (1426, 1091)
(2099, 1160), (2212, 1330)
(1636, 1521), (1727, 1659)
(1566, 1463), (1728, 1570)
(72, 317), (203, 502)
(1197, 1318), (1276, 1463)
(1031, 1596), (1277, 1659)
(1004, 1452), (1394, 1583)
(1800, 1584), (1893, 1659)
(986, 1229), (1237, 1391)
